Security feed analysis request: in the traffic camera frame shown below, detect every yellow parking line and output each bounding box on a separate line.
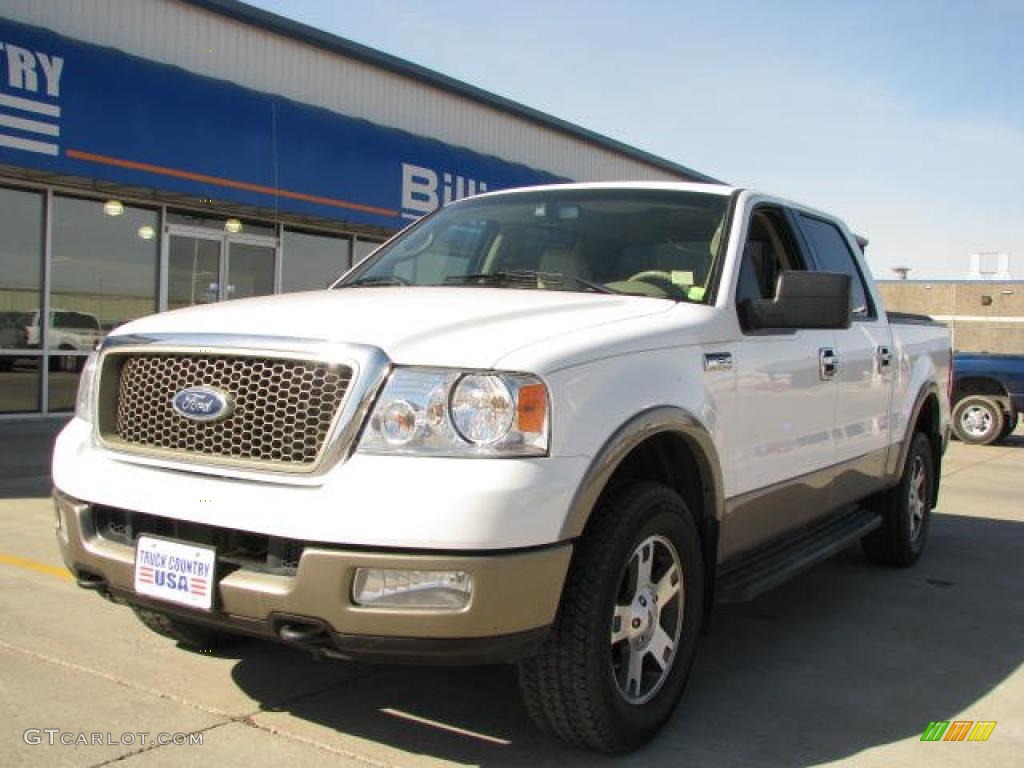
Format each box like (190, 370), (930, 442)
(0, 553), (73, 581)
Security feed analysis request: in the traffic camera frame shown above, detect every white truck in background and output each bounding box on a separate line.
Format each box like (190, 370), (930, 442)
(54, 182), (950, 752)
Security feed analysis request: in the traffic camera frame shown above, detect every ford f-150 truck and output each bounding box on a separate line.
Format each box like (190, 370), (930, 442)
(53, 182), (951, 752)
(950, 353), (1023, 444)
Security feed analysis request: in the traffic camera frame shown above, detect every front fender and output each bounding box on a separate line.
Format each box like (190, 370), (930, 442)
(559, 406), (724, 539)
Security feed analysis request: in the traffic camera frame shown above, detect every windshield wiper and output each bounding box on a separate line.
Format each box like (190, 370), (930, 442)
(444, 271), (618, 295)
(337, 275), (410, 288)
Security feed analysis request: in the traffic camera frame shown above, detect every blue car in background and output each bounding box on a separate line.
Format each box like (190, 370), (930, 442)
(951, 354), (1024, 444)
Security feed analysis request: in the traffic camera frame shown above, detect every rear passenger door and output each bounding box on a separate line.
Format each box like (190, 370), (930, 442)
(794, 213), (894, 505)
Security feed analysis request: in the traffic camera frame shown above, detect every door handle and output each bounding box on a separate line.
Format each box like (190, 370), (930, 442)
(877, 346), (893, 372)
(819, 348), (839, 380)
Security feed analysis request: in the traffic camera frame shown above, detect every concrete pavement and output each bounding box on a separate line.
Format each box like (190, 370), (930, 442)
(0, 421), (1021, 767)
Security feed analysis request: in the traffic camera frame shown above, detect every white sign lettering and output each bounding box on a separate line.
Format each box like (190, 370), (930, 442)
(0, 42), (63, 96)
(401, 162), (490, 220)
(0, 39), (64, 156)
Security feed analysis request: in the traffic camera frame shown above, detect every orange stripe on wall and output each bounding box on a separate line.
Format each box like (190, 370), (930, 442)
(65, 148), (399, 218)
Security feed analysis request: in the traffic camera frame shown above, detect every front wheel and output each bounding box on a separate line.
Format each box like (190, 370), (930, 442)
(951, 395), (1004, 445)
(518, 483), (704, 752)
(862, 432), (934, 567)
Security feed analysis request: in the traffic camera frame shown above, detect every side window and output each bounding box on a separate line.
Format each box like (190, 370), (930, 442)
(798, 214), (874, 320)
(736, 207), (805, 308)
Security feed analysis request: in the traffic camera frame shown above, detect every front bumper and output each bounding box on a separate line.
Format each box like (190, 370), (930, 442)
(53, 417), (588, 550)
(54, 491), (572, 664)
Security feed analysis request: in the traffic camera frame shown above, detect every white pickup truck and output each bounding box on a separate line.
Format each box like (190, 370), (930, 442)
(54, 182), (950, 752)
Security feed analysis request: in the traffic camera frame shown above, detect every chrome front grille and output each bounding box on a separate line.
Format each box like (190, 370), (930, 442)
(106, 353), (353, 468)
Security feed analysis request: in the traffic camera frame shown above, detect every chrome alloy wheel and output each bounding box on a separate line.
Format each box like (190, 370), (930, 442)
(907, 455), (927, 541)
(959, 404), (993, 438)
(610, 534), (684, 705)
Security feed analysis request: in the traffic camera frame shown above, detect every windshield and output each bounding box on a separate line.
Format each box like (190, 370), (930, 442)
(335, 189), (730, 302)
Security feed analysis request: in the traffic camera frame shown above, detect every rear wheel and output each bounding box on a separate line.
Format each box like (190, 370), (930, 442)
(132, 606), (241, 651)
(862, 432), (934, 567)
(951, 395), (1004, 445)
(518, 483), (704, 752)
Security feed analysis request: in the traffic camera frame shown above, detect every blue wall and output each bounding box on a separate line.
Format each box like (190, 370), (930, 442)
(0, 18), (564, 229)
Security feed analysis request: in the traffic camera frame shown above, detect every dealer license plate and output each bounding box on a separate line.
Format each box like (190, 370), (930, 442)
(134, 536), (216, 612)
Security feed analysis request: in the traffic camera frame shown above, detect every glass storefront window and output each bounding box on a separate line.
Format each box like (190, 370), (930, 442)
(46, 360), (80, 412)
(0, 187), (43, 353)
(353, 238), (383, 267)
(51, 196), (159, 348)
(167, 211), (276, 238)
(282, 229), (351, 292)
(0, 355), (39, 413)
(0, 186), (43, 413)
(227, 242), (275, 300)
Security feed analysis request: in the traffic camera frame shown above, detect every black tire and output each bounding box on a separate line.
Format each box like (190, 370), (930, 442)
(132, 606), (241, 651)
(999, 410), (1018, 440)
(518, 482), (704, 753)
(0, 359), (12, 372)
(862, 432), (934, 567)
(951, 395), (1004, 445)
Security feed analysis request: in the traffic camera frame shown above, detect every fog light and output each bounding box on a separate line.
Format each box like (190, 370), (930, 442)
(352, 568), (472, 609)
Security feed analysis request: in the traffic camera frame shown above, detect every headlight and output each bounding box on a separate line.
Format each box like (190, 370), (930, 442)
(451, 374), (514, 444)
(74, 352), (99, 422)
(358, 368), (549, 457)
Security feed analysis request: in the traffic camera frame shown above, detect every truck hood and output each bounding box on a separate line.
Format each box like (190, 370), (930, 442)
(112, 287), (675, 369)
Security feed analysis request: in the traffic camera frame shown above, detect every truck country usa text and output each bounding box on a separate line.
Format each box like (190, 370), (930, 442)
(136, 551), (210, 593)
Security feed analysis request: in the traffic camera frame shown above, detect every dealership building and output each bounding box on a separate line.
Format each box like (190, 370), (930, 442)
(0, 0), (710, 416)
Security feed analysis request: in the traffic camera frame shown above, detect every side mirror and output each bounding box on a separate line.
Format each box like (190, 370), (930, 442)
(741, 271), (852, 331)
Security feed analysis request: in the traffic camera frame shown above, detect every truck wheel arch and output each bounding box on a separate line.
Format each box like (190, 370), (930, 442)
(953, 376), (1013, 420)
(560, 407), (723, 624)
(561, 407), (723, 542)
(891, 385), (944, 505)
(954, 375), (1009, 403)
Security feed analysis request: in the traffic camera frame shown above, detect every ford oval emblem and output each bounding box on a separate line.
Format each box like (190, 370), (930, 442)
(171, 387), (234, 423)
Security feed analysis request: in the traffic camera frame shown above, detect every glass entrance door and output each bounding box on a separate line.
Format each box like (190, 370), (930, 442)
(226, 241), (275, 301)
(165, 228), (278, 310)
(167, 233), (222, 310)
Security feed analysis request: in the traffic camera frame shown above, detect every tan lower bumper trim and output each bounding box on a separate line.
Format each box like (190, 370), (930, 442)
(54, 490), (572, 639)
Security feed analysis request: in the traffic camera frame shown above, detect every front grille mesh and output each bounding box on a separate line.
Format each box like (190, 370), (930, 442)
(111, 354), (352, 466)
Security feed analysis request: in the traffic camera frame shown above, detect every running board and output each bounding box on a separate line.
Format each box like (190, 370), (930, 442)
(715, 506), (882, 603)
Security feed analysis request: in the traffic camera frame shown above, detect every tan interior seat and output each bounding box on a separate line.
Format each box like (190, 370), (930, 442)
(537, 247), (593, 282)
